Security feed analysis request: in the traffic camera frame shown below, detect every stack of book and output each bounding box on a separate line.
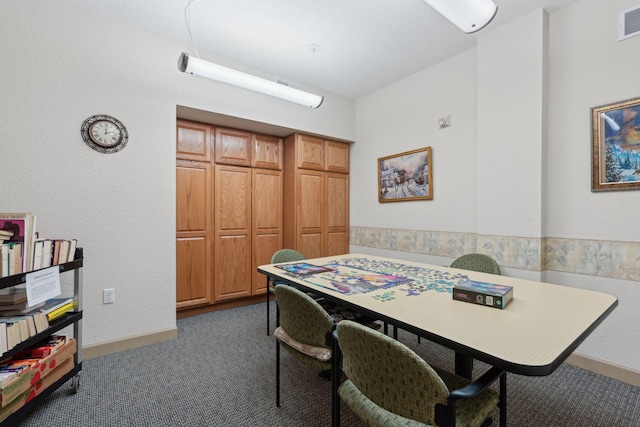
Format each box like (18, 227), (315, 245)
(0, 297), (74, 354)
(0, 213), (35, 276)
(0, 212), (78, 277)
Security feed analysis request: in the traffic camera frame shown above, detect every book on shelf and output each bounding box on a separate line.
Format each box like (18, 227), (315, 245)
(0, 301), (45, 315)
(40, 239), (52, 268)
(67, 239), (78, 262)
(0, 324), (6, 355)
(6, 243), (22, 277)
(0, 289), (27, 305)
(35, 297), (74, 322)
(0, 213), (36, 275)
(13, 335), (67, 359)
(31, 239), (44, 271)
(45, 239), (77, 266)
(46, 302), (74, 322)
(452, 280), (514, 309)
(0, 312), (49, 353)
(28, 312), (49, 334)
(0, 318), (29, 348)
(0, 245), (7, 278)
(0, 303), (48, 337)
(0, 322), (18, 353)
(0, 231), (12, 244)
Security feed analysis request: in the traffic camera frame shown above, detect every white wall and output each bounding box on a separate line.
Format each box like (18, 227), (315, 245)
(352, 0), (640, 372)
(546, 0), (640, 241)
(0, 0), (354, 347)
(477, 10), (547, 240)
(545, 0), (640, 369)
(353, 49), (479, 233)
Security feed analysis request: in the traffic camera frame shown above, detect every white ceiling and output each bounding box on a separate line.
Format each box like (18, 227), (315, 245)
(60, 0), (579, 99)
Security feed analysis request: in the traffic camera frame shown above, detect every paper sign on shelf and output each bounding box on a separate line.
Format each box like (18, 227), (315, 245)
(25, 267), (62, 306)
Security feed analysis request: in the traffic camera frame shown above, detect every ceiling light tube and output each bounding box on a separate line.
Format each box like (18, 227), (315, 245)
(424, 0), (498, 33)
(178, 52), (323, 109)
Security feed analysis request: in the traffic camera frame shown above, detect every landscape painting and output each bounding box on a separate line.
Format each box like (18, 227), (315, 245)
(592, 97), (640, 191)
(378, 147), (433, 202)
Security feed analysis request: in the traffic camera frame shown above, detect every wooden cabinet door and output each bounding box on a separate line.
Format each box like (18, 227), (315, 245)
(252, 134), (282, 170)
(214, 165), (252, 301)
(296, 169), (324, 259)
(325, 172), (349, 256)
(296, 134), (325, 170)
(325, 140), (350, 173)
(214, 127), (251, 166)
(176, 160), (212, 308)
(177, 120), (211, 162)
(252, 169), (283, 294)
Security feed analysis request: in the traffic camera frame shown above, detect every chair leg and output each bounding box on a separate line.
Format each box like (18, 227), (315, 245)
(332, 332), (341, 427)
(276, 340), (281, 407)
(266, 278), (271, 335)
(276, 300), (281, 407)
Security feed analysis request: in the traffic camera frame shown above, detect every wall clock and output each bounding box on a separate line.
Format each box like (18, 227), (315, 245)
(81, 114), (128, 153)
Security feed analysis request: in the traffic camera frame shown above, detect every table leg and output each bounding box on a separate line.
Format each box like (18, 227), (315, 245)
(455, 351), (473, 379)
(500, 372), (507, 427)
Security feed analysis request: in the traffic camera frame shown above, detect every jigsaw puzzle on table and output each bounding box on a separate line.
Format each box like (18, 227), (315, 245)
(284, 257), (471, 298)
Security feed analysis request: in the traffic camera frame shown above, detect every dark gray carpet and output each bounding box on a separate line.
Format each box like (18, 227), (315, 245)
(12, 301), (640, 426)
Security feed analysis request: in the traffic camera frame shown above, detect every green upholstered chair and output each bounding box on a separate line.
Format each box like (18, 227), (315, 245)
(335, 320), (504, 427)
(266, 249), (306, 335)
(450, 254), (500, 275)
(417, 253), (502, 345)
(273, 285), (337, 416)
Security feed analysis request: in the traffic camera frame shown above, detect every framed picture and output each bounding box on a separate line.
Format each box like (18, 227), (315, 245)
(591, 97), (640, 191)
(378, 147), (433, 202)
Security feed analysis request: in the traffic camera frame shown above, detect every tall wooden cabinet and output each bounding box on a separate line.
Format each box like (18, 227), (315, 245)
(176, 120), (213, 309)
(214, 164), (252, 301)
(176, 120), (283, 314)
(283, 133), (350, 259)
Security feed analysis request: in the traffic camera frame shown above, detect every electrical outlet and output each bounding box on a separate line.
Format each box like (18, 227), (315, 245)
(103, 288), (115, 304)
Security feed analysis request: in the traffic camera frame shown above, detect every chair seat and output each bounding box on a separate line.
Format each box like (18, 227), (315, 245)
(340, 380), (430, 427)
(335, 321), (501, 427)
(339, 372), (499, 427)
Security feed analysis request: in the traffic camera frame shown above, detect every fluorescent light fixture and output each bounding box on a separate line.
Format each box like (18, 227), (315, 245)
(178, 52), (323, 109)
(425, 0), (498, 33)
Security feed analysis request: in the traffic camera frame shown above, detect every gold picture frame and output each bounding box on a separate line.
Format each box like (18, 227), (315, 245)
(378, 147), (433, 202)
(591, 97), (640, 191)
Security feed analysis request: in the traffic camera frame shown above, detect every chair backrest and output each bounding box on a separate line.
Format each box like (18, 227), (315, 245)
(274, 285), (333, 348)
(337, 320), (450, 424)
(450, 253), (500, 275)
(271, 249), (305, 264)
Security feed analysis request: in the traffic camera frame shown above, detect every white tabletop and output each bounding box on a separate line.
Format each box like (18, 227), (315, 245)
(258, 253), (618, 376)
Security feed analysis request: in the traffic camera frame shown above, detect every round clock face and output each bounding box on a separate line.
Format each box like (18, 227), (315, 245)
(81, 115), (128, 153)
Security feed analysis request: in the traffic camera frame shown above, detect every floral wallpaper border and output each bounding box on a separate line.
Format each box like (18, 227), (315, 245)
(349, 226), (640, 282)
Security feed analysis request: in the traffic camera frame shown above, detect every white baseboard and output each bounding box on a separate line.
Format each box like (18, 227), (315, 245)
(82, 327), (178, 360)
(566, 352), (640, 387)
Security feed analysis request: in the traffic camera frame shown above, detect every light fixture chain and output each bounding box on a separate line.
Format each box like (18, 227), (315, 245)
(184, 0), (199, 58)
